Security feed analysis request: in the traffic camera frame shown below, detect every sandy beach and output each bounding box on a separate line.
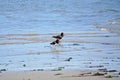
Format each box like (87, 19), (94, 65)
(0, 70), (120, 80)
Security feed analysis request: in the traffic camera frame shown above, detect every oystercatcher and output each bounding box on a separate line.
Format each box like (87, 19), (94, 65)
(52, 32), (64, 39)
(50, 39), (60, 45)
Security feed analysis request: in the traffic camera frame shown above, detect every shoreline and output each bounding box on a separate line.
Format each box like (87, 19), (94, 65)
(0, 70), (120, 80)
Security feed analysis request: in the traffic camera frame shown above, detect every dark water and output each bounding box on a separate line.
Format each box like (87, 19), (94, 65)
(0, 0), (120, 71)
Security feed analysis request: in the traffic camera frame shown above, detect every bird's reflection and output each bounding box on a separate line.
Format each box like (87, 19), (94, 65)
(50, 45), (63, 62)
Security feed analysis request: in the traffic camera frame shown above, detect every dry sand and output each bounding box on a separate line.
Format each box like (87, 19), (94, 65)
(0, 70), (120, 80)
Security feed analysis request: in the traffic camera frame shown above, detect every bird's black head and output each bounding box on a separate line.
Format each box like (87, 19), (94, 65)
(61, 32), (64, 37)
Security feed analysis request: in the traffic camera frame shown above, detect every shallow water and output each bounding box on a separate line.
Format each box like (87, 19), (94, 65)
(0, 0), (120, 71)
(0, 31), (120, 71)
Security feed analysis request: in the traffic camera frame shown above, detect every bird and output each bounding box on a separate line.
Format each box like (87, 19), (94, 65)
(50, 39), (60, 45)
(52, 32), (64, 39)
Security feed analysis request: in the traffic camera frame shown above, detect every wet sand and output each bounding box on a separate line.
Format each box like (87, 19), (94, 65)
(0, 70), (120, 80)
